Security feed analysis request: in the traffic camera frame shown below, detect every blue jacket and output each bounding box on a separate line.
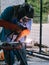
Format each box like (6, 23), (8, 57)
(0, 6), (16, 42)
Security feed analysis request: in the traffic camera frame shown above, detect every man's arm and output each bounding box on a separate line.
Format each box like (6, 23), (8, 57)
(15, 20), (32, 42)
(15, 29), (30, 42)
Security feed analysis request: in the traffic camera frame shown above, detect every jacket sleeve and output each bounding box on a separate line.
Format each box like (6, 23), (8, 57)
(0, 6), (14, 42)
(0, 6), (14, 21)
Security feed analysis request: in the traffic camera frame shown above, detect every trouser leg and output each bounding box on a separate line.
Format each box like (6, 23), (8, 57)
(19, 47), (28, 65)
(14, 46), (28, 65)
(3, 50), (15, 65)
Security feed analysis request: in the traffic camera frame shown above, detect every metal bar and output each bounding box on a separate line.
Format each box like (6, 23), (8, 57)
(39, 0), (42, 53)
(26, 50), (49, 56)
(0, 43), (22, 50)
(25, 0), (27, 2)
(27, 51), (49, 60)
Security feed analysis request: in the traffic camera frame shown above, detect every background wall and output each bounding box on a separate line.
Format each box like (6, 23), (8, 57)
(1, 0), (25, 12)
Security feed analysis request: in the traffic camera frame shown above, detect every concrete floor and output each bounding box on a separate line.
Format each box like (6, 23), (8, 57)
(27, 55), (49, 65)
(0, 55), (49, 65)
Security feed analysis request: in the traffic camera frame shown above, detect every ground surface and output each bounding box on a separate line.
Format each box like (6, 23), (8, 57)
(0, 55), (49, 65)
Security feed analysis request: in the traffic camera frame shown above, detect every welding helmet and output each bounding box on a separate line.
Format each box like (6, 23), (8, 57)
(17, 3), (34, 20)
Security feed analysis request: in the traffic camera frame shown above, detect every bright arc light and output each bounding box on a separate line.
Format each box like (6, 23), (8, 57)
(25, 38), (32, 43)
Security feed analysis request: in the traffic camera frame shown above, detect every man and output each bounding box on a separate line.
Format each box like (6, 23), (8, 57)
(0, 3), (34, 65)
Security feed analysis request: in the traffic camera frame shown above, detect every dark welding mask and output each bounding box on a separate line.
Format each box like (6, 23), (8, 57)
(17, 3), (34, 20)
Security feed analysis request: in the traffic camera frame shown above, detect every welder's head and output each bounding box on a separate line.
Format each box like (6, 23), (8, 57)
(17, 3), (34, 20)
